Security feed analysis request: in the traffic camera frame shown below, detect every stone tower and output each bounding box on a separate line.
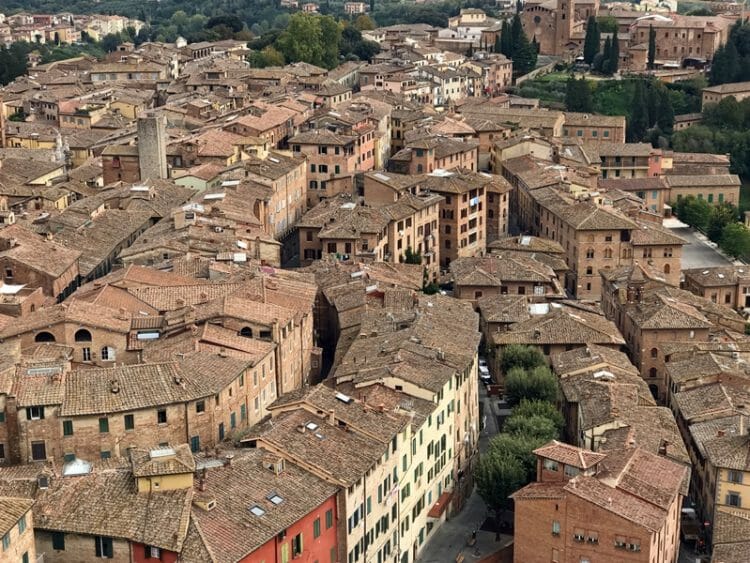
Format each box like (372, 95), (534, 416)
(554, 0), (576, 55)
(137, 114), (168, 181)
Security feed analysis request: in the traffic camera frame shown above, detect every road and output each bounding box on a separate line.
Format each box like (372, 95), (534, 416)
(669, 226), (733, 270)
(417, 384), (512, 562)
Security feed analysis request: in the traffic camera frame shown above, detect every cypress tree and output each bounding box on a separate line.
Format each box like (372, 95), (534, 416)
(511, 14), (523, 54)
(598, 36), (611, 73)
(629, 80), (649, 142)
(501, 20), (513, 58)
(608, 33), (619, 74)
(647, 25), (656, 69)
(494, 33), (502, 54)
(656, 88), (675, 133)
(583, 16), (599, 64)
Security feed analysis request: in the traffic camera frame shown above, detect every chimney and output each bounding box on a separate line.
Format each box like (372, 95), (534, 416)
(377, 403), (385, 413)
(738, 404), (747, 436)
(198, 477), (206, 492)
(223, 453), (234, 467)
(328, 409), (335, 425)
(297, 424), (306, 434)
(718, 429), (726, 437)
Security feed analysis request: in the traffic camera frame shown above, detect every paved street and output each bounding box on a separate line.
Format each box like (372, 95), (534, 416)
(669, 226), (733, 270)
(417, 384), (512, 562)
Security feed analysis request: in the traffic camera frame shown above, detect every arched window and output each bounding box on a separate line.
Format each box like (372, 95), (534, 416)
(650, 347), (658, 359)
(586, 267), (593, 275)
(74, 329), (92, 342)
(649, 367), (658, 379)
(35, 332), (55, 343)
(417, 164), (423, 173)
(664, 264), (671, 274)
(239, 327), (253, 338)
(604, 248), (612, 259)
(101, 346), (116, 361)
(586, 248), (594, 259)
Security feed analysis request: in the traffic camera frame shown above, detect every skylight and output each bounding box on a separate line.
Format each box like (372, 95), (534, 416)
(267, 492), (284, 505)
(249, 505), (266, 516)
(306, 422), (319, 431)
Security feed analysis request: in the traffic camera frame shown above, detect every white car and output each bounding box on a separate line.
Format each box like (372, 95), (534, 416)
(479, 365), (491, 383)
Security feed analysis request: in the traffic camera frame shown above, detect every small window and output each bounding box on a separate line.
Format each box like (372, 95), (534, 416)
(26, 406), (45, 420)
(292, 533), (303, 557)
(552, 520), (560, 535)
(124, 414), (134, 430)
(95, 536), (113, 559)
(18, 515), (26, 534)
(52, 531), (65, 551)
(100, 451), (111, 460)
(314, 517), (321, 538)
(326, 508), (334, 529)
(100, 346), (115, 361)
(31, 441), (46, 461)
(99, 417), (109, 433)
(1, 533), (8, 551)
(157, 410), (167, 424)
(145, 546), (161, 559)
(63, 420), (73, 436)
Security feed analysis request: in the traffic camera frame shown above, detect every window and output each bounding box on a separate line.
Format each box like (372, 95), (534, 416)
(26, 406), (44, 420)
(292, 533), (303, 557)
(95, 536), (114, 559)
(18, 515), (26, 534)
(31, 441), (46, 461)
(314, 517), (321, 539)
(100, 346), (115, 361)
(729, 471), (745, 484)
(727, 492), (742, 507)
(196, 400), (205, 413)
(74, 329), (92, 342)
(52, 532), (65, 550)
(82, 347), (92, 362)
(157, 409), (167, 424)
(241, 404), (246, 421)
(124, 414), (134, 430)
(564, 465), (579, 477)
(552, 520), (560, 536)
(585, 248), (594, 259)
(650, 347), (658, 359)
(99, 417), (109, 433)
(230, 412), (237, 429)
(543, 459), (559, 471)
(1, 533), (8, 551)
(146, 546), (161, 559)
(326, 508), (334, 529)
(63, 420), (73, 436)
(100, 451), (111, 460)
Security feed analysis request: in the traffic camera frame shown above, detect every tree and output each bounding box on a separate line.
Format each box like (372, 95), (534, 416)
(500, 344), (545, 372)
(249, 45), (285, 67)
(504, 414), (559, 441)
(721, 222), (750, 259)
(511, 399), (565, 433)
(475, 450), (525, 511)
(494, 33), (502, 54)
(656, 87), (675, 133)
(500, 20), (512, 58)
(628, 79), (649, 142)
(675, 195), (712, 231)
(403, 246), (422, 264)
(711, 41), (740, 86)
(607, 33), (619, 74)
(707, 203), (737, 243)
(505, 365), (558, 406)
(598, 36), (611, 74)
(512, 32), (538, 76)
(354, 15), (375, 31)
(486, 433), (547, 481)
(566, 77), (593, 112)
(647, 25), (656, 69)
(583, 16), (600, 64)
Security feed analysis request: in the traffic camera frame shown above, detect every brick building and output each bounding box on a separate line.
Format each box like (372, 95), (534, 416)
(601, 263), (746, 400)
(11, 352), (273, 464)
(451, 253), (565, 306)
(683, 266), (750, 310)
(512, 441), (687, 563)
(0, 223), (80, 301)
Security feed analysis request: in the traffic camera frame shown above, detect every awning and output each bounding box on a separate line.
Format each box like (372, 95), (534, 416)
(427, 491), (453, 519)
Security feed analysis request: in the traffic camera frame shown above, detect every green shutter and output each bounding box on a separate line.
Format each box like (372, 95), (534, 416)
(281, 543), (289, 563)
